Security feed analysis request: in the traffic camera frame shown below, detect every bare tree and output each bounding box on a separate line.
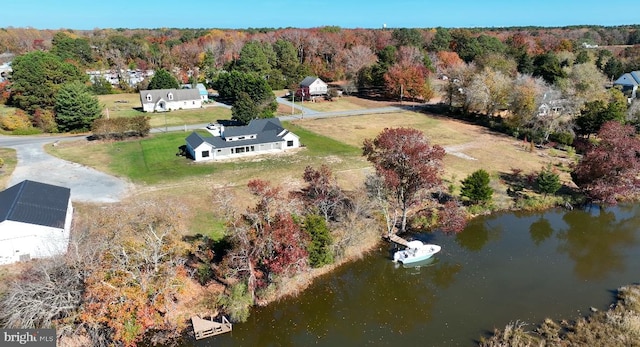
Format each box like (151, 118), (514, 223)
(0, 258), (83, 330)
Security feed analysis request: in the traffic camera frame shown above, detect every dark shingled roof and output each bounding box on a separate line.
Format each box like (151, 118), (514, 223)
(300, 76), (323, 87)
(0, 180), (70, 229)
(186, 118), (290, 150)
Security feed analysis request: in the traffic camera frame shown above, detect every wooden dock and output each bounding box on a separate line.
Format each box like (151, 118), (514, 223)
(192, 315), (232, 340)
(384, 233), (409, 247)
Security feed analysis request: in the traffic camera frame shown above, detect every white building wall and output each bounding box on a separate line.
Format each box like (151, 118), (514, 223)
(310, 80), (328, 95)
(283, 132), (300, 148)
(141, 98), (203, 112)
(0, 221), (70, 265)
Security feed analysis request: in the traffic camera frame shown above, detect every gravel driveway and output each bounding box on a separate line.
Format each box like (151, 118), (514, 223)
(8, 142), (132, 203)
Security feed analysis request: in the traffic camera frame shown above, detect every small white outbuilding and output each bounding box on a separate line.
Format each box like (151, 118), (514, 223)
(0, 180), (73, 265)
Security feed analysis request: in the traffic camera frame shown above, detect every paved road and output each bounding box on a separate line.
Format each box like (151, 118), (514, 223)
(0, 102), (418, 202)
(0, 134), (132, 203)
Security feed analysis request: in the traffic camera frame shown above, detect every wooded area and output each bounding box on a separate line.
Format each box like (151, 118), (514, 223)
(3, 24), (640, 346)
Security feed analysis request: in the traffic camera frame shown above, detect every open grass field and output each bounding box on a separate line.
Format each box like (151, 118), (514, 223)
(296, 95), (407, 112)
(98, 93), (232, 128)
(49, 103), (573, 235)
(50, 122), (363, 186)
(290, 111), (574, 200)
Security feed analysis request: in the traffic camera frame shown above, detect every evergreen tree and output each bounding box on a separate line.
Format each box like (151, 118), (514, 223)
(148, 68), (179, 90)
(9, 51), (87, 113)
(231, 92), (259, 125)
(54, 81), (102, 132)
(460, 169), (493, 205)
(304, 214), (334, 268)
(90, 76), (113, 95)
(537, 165), (562, 197)
(214, 71), (277, 118)
(51, 32), (93, 65)
(533, 52), (566, 84)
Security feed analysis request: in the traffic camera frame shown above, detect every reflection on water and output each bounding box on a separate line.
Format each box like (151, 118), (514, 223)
(181, 204), (640, 347)
(529, 216), (553, 245)
(558, 205), (637, 280)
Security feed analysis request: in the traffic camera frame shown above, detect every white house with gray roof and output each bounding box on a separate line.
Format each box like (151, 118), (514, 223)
(185, 118), (300, 162)
(139, 88), (202, 112)
(298, 76), (328, 97)
(0, 180), (73, 265)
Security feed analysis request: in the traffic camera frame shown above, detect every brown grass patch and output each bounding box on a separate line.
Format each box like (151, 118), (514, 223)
(292, 111), (572, 209)
(299, 95), (407, 112)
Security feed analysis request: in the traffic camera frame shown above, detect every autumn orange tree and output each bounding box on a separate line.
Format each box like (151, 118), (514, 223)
(78, 200), (190, 347)
(363, 128), (446, 234)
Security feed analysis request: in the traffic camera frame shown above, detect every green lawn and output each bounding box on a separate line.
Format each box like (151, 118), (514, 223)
(53, 121), (363, 185)
(98, 93), (232, 128)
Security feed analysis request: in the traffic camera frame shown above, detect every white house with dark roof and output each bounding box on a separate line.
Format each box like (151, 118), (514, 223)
(613, 71), (640, 100)
(139, 88), (202, 112)
(298, 76), (328, 97)
(185, 118), (300, 162)
(0, 180), (73, 265)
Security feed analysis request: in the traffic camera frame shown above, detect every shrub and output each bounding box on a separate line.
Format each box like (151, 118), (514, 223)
(460, 169), (493, 205)
(217, 283), (253, 323)
(304, 214), (334, 268)
(1, 109), (31, 131)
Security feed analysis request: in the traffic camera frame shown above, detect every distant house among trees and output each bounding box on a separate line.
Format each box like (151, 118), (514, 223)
(613, 71), (640, 100)
(139, 88), (202, 112)
(297, 76), (328, 98)
(181, 83), (209, 101)
(0, 180), (72, 265)
(88, 69), (153, 88)
(185, 118), (300, 162)
(0, 61), (11, 82)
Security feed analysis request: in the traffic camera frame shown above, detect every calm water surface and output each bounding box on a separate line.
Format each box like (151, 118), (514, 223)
(185, 204), (640, 346)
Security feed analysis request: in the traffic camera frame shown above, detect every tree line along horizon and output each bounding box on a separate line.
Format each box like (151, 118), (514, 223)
(2, 25), (640, 347)
(1, 26), (640, 130)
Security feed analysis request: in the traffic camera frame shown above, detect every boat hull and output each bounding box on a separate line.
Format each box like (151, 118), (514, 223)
(393, 243), (441, 264)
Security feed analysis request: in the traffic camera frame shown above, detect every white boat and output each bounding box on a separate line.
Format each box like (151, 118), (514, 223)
(393, 240), (441, 264)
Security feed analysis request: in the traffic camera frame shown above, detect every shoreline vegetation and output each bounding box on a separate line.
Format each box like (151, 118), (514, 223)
(1, 102), (639, 346)
(2, 104), (638, 346)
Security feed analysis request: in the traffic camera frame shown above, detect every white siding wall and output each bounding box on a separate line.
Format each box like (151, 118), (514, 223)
(190, 143), (214, 162)
(310, 80), (328, 95)
(141, 98), (202, 112)
(0, 221), (70, 265)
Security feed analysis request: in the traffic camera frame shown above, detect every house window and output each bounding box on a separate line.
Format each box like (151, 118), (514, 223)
(146, 94), (152, 101)
(217, 149), (221, 152)
(250, 146), (254, 151)
(167, 93), (174, 100)
(287, 140), (294, 147)
(236, 147), (245, 153)
(202, 150), (210, 158)
(238, 136), (245, 140)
